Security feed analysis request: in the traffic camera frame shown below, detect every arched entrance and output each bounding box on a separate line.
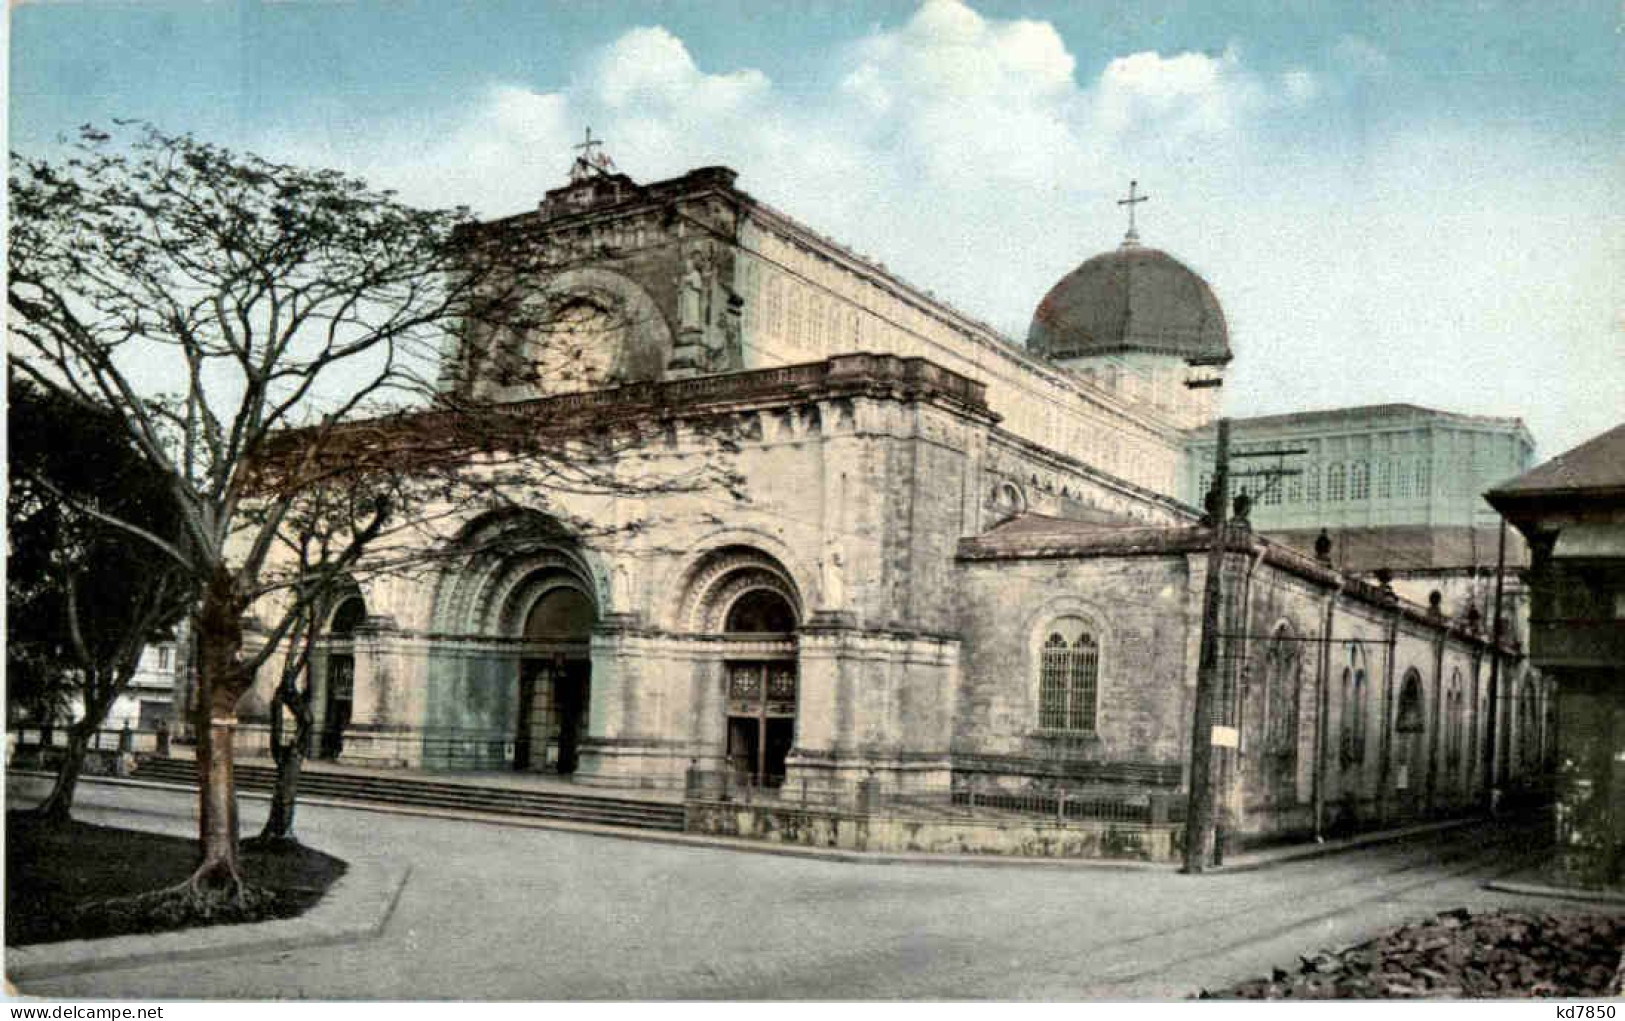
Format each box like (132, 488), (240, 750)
(426, 510), (602, 772)
(516, 584), (596, 774)
(319, 592), (367, 760)
(722, 588), (799, 788)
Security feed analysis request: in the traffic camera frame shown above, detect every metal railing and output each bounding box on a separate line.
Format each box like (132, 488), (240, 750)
(684, 766), (1186, 824)
(9, 722), (173, 758)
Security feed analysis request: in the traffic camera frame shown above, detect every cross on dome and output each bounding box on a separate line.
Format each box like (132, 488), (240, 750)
(1118, 179), (1149, 246)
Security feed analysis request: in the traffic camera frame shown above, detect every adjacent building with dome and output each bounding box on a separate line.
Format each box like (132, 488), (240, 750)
(243, 157), (1545, 854)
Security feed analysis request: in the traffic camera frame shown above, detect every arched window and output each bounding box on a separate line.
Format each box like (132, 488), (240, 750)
(1305, 462), (1321, 503)
(724, 588), (797, 634)
(1038, 618), (1099, 733)
(328, 594), (366, 637)
(1444, 669), (1465, 767)
(524, 586), (596, 641)
(1340, 646), (1368, 763)
(1326, 463), (1347, 502)
(1349, 461), (1371, 501)
(1265, 628), (1300, 755)
(1396, 669), (1425, 734)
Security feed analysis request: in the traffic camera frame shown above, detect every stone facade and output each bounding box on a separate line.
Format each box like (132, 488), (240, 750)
(240, 160), (1543, 845)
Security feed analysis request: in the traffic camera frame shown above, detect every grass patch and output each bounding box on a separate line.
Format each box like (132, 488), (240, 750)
(6, 812), (347, 946)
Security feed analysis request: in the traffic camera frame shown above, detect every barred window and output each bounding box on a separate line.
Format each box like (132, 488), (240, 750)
(1415, 460), (1430, 497)
(1444, 670), (1465, 767)
(1340, 646), (1369, 764)
(1326, 463), (1346, 502)
(1265, 630), (1300, 754)
(1396, 458), (1412, 497)
(1305, 462), (1321, 503)
(1376, 459), (1393, 499)
(1038, 618), (1099, 733)
(1349, 461), (1370, 500)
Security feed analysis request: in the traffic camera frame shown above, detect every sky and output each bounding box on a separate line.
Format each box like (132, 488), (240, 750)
(11, 0), (1623, 458)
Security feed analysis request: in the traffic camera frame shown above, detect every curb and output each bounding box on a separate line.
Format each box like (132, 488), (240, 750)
(1209, 818), (1481, 874)
(1482, 878), (1625, 906)
(12, 773), (1497, 875)
(6, 856), (411, 985)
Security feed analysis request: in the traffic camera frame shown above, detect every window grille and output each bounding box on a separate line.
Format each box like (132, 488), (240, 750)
(1340, 653), (1368, 764)
(1396, 459), (1412, 497)
(1349, 461), (1370, 500)
(1415, 461), (1430, 497)
(1326, 463), (1346, 502)
(1038, 621), (1099, 733)
(1265, 634), (1299, 754)
(1305, 463), (1320, 503)
(1376, 460), (1393, 499)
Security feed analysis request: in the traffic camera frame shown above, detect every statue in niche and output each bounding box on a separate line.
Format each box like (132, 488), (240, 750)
(612, 563), (632, 611)
(821, 537), (847, 609)
(679, 248), (711, 334)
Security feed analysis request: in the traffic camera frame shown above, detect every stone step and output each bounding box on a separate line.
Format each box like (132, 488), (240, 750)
(129, 758), (686, 832)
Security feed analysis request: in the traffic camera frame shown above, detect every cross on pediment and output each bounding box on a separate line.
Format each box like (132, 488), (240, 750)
(1118, 179), (1149, 245)
(570, 127), (617, 182)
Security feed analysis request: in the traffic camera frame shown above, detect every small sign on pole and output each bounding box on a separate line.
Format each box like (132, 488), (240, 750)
(1210, 725), (1239, 748)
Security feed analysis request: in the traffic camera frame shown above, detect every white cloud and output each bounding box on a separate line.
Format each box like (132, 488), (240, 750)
(592, 26), (770, 116)
(247, 1), (1619, 455)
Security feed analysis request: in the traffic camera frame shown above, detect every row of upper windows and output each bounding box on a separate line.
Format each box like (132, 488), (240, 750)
(1034, 622), (1545, 766)
(1201, 459), (1436, 507)
(741, 255), (1180, 495)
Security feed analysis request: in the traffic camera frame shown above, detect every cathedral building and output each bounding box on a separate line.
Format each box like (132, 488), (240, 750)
(242, 150), (1542, 847)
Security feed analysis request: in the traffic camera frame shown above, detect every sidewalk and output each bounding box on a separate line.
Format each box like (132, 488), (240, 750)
(7, 853), (410, 985)
(2, 774), (1571, 985)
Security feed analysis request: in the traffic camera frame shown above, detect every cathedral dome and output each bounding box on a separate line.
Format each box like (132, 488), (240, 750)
(1026, 244), (1231, 365)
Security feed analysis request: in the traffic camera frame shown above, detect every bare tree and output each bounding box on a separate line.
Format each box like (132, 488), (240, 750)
(9, 124), (735, 902)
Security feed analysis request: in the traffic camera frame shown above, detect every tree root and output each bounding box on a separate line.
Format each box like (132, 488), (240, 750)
(62, 877), (286, 943)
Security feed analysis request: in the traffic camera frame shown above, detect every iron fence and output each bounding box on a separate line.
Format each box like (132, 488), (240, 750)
(9, 722), (172, 758)
(684, 766), (1185, 824)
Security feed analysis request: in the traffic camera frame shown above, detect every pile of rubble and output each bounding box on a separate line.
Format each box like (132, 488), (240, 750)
(1203, 909), (1625, 999)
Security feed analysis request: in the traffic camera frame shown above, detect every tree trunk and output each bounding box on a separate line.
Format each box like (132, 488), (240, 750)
(261, 727), (306, 842)
(190, 568), (250, 894)
(34, 724), (90, 821)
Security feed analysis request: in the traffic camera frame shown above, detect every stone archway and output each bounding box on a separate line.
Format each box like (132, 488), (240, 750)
(676, 546), (804, 788)
(513, 582), (596, 774)
(425, 511), (602, 771)
(317, 589), (366, 760)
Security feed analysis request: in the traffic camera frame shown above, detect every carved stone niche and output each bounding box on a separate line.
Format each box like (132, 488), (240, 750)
(667, 241), (741, 378)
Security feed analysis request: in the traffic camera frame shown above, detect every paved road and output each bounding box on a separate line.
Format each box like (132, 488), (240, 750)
(11, 778), (1620, 1000)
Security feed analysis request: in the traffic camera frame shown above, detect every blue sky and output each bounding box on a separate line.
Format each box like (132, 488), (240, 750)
(12, 1), (1623, 457)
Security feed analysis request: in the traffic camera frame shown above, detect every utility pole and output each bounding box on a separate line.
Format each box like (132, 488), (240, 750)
(1483, 517), (1508, 811)
(1183, 417), (1230, 873)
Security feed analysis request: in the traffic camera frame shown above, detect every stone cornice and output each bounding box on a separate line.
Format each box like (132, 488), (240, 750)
(958, 525), (1515, 653)
(251, 353), (998, 489)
